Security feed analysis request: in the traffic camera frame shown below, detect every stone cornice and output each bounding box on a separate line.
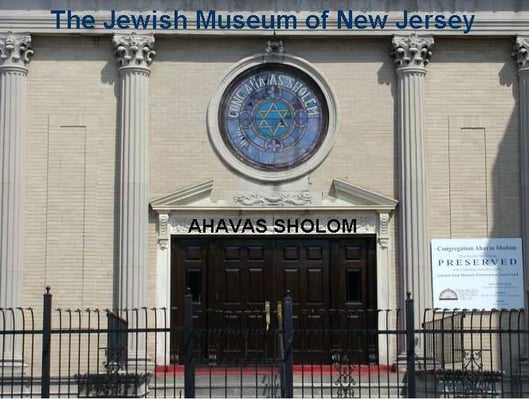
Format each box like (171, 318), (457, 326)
(513, 36), (529, 71)
(0, 32), (32, 70)
(391, 33), (434, 70)
(150, 179), (214, 209)
(333, 178), (398, 207)
(4, 12), (529, 36)
(112, 32), (155, 69)
(150, 178), (398, 212)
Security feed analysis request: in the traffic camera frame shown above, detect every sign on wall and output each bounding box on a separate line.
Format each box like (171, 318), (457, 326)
(431, 238), (524, 309)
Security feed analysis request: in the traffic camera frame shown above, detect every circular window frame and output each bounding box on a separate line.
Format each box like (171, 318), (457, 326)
(207, 53), (337, 182)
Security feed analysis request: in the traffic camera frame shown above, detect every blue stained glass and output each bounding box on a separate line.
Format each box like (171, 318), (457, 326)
(219, 64), (328, 171)
(254, 100), (292, 138)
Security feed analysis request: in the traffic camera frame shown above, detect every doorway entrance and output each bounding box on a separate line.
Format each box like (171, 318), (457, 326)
(171, 236), (377, 364)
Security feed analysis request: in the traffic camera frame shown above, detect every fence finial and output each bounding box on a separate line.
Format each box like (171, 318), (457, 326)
(45, 286), (51, 294)
(406, 291), (411, 300)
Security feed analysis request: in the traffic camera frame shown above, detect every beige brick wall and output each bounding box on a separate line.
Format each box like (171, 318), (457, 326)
(149, 37), (396, 200)
(426, 38), (520, 240)
(148, 36), (398, 307)
(24, 36), (117, 309)
(21, 35), (521, 310)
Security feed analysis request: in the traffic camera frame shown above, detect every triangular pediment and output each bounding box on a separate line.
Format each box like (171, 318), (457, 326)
(150, 179), (215, 210)
(331, 178), (398, 208)
(150, 178), (398, 212)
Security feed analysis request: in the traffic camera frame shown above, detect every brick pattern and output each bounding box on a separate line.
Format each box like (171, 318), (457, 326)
(24, 36), (117, 309)
(426, 38), (520, 240)
(22, 36), (521, 312)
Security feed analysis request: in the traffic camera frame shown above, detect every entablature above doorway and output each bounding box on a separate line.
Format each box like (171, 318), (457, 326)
(150, 178), (398, 211)
(150, 178), (398, 249)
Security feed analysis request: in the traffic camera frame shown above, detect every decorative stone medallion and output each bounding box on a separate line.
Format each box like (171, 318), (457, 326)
(208, 53), (337, 182)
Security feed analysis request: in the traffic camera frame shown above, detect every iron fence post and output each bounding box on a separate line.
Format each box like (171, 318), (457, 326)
(183, 288), (195, 398)
(282, 291), (294, 398)
(41, 287), (52, 398)
(406, 292), (416, 398)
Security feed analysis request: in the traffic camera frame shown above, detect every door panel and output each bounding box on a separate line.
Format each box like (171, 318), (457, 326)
(330, 238), (378, 364)
(331, 238), (376, 309)
(210, 240), (274, 361)
(273, 239), (330, 363)
(273, 239), (329, 308)
(213, 239), (273, 310)
(170, 239), (209, 362)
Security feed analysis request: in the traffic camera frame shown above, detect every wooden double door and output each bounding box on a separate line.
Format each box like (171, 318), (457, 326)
(171, 236), (377, 364)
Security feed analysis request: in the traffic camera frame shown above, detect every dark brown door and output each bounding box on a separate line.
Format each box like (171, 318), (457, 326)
(331, 238), (377, 310)
(210, 239), (274, 361)
(273, 239), (331, 363)
(171, 236), (377, 364)
(212, 239), (273, 311)
(330, 238), (378, 364)
(170, 239), (209, 362)
(273, 239), (330, 308)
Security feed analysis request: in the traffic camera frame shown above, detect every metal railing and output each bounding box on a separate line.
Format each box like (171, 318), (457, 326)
(0, 288), (528, 398)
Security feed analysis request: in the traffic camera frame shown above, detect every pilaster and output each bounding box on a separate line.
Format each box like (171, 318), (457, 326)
(0, 31), (32, 375)
(391, 34), (433, 352)
(513, 36), (529, 315)
(113, 32), (155, 311)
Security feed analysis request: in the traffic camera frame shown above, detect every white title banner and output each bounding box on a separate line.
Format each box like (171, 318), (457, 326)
(431, 238), (524, 309)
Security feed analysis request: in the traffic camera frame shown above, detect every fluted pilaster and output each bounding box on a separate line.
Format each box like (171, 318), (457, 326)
(113, 33), (155, 311)
(0, 32), (32, 309)
(513, 36), (529, 311)
(0, 31), (32, 374)
(392, 34), (433, 340)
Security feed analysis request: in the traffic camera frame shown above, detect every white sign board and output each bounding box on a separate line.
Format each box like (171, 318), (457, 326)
(431, 238), (524, 309)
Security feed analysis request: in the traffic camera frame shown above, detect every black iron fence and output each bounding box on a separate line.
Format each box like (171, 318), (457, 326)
(0, 288), (528, 398)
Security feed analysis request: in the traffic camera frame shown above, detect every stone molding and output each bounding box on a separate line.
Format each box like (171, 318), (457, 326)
(169, 214), (377, 235)
(392, 33), (433, 70)
(2, 10), (529, 36)
(232, 192), (314, 207)
(151, 179), (214, 209)
(206, 51), (338, 182)
(378, 212), (390, 249)
(0, 31), (32, 70)
(333, 178), (398, 207)
(150, 178), (398, 212)
(514, 36), (529, 71)
(113, 32), (155, 69)
(158, 213), (169, 250)
(265, 39), (284, 54)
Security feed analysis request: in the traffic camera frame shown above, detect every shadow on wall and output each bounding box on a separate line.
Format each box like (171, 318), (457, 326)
(493, 52), (524, 374)
(428, 43), (522, 373)
(494, 60), (520, 239)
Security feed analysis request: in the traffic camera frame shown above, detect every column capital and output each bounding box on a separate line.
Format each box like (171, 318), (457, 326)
(112, 32), (155, 70)
(0, 32), (33, 71)
(391, 33), (434, 71)
(513, 36), (529, 71)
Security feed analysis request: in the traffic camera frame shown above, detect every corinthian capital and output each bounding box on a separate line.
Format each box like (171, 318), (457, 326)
(112, 32), (155, 69)
(513, 36), (529, 70)
(391, 33), (434, 70)
(0, 32), (33, 69)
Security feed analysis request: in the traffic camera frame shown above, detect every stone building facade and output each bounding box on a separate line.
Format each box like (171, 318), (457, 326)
(0, 0), (527, 364)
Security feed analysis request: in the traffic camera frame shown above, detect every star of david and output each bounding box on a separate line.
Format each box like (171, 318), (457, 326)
(257, 101), (291, 137)
(220, 65), (328, 172)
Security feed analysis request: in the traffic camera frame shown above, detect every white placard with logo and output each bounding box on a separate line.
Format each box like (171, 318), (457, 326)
(431, 238), (524, 309)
